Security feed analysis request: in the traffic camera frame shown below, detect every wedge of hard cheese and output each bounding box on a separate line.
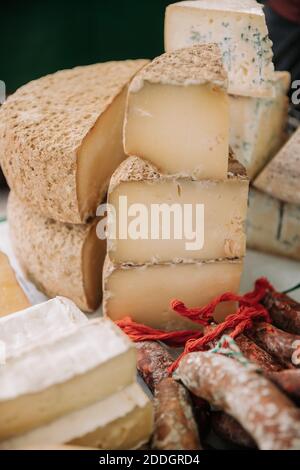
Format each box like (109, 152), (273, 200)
(254, 127), (300, 206)
(8, 192), (106, 312)
(0, 384), (153, 450)
(107, 156), (249, 264)
(0, 60), (148, 223)
(165, 0), (275, 98)
(103, 257), (243, 330)
(0, 317), (136, 441)
(124, 44), (229, 180)
(230, 71), (290, 179)
(0, 251), (30, 317)
(247, 188), (300, 261)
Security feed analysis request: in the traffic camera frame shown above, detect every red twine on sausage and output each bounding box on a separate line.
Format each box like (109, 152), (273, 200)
(115, 277), (274, 374)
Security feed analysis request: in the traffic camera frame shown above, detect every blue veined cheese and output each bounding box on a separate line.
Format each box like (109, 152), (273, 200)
(165, 0), (275, 98)
(230, 71), (290, 179)
(247, 188), (300, 261)
(0, 384), (153, 450)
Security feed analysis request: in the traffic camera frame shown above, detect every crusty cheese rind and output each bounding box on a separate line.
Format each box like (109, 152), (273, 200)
(0, 60), (148, 223)
(129, 44), (227, 93)
(108, 151), (247, 194)
(7, 192), (106, 312)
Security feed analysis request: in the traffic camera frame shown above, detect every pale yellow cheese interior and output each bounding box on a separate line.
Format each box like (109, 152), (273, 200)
(124, 82), (229, 179)
(77, 88), (127, 221)
(104, 260), (243, 330)
(0, 252), (30, 317)
(109, 177), (248, 264)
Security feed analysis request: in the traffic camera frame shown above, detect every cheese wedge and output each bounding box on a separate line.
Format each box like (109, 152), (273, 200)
(0, 297), (87, 356)
(0, 318), (136, 440)
(247, 188), (300, 261)
(0, 60), (148, 223)
(230, 71), (290, 179)
(0, 384), (153, 451)
(107, 156), (249, 264)
(254, 127), (300, 205)
(7, 192), (106, 312)
(0, 252), (30, 317)
(124, 45), (229, 180)
(165, 0), (275, 98)
(103, 257), (243, 330)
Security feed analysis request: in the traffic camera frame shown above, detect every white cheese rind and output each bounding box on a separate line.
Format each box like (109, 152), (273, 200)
(165, 0), (275, 98)
(0, 384), (153, 450)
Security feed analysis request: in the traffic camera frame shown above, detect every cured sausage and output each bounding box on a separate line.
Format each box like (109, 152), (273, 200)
(263, 291), (300, 335)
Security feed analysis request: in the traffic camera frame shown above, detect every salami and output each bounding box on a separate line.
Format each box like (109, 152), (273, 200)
(211, 412), (256, 449)
(263, 291), (300, 335)
(153, 378), (201, 450)
(175, 351), (300, 450)
(267, 370), (300, 406)
(136, 341), (173, 392)
(246, 322), (300, 369)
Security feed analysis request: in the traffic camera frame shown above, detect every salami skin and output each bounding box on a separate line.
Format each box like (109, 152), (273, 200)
(246, 323), (300, 369)
(211, 412), (256, 449)
(153, 378), (201, 450)
(263, 291), (300, 335)
(267, 370), (300, 406)
(175, 351), (300, 450)
(136, 341), (202, 450)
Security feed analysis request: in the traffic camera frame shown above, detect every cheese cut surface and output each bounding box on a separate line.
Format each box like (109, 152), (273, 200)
(107, 156), (249, 264)
(254, 127), (300, 205)
(247, 188), (300, 261)
(165, 0), (275, 98)
(230, 71), (290, 179)
(8, 192), (106, 312)
(0, 384), (153, 451)
(0, 252), (30, 317)
(124, 45), (229, 180)
(103, 257), (243, 330)
(0, 318), (136, 440)
(0, 297), (87, 357)
(0, 60), (149, 223)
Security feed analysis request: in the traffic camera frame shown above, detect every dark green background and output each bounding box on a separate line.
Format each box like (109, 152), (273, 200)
(1, 0), (177, 93)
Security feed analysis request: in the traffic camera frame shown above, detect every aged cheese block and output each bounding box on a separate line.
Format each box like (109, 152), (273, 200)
(103, 257), (243, 330)
(247, 188), (300, 261)
(230, 71), (290, 179)
(7, 192), (106, 312)
(0, 317), (136, 440)
(107, 156), (249, 264)
(0, 384), (153, 451)
(124, 44), (229, 180)
(165, 0), (275, 98)
(0, 60), (148, 223)
(254, 127), (300, 205)
(0, 252), (30, 317)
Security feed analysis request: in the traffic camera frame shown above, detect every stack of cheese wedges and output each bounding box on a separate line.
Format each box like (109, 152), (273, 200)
(0, 297), (153, 449)
(165, 0), (290, 179)
(103, 45), (249, 330)
(0, 60), (148, 311)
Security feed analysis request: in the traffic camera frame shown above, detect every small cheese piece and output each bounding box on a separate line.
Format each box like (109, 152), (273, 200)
(247, 188), (300, 261)
(0, 297), (88, 356)
(124, 45), (229, 180)
(0, 318), (136, 440)
(165, 0), (275, 98)
(0, 384), (153, 451)
(7, 192), (106, 312)
(230, 71), (290, 179)
(103, 257), (243, 330)
(254, 127), (300, 205)
(107, 156), (249, 264)
(0, 60), (148, 223)
(0, 252), (30, 317)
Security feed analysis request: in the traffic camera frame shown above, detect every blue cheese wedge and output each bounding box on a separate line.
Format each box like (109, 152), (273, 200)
(230, 72), (290, 179)
(0, 317), (136, 441)
(0, 384), (153, 450)
(165, 0), (275, 98)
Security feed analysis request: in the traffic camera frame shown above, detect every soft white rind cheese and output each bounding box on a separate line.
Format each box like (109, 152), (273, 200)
(165, 0), (275, 98)
(0, 384), (153, 450)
